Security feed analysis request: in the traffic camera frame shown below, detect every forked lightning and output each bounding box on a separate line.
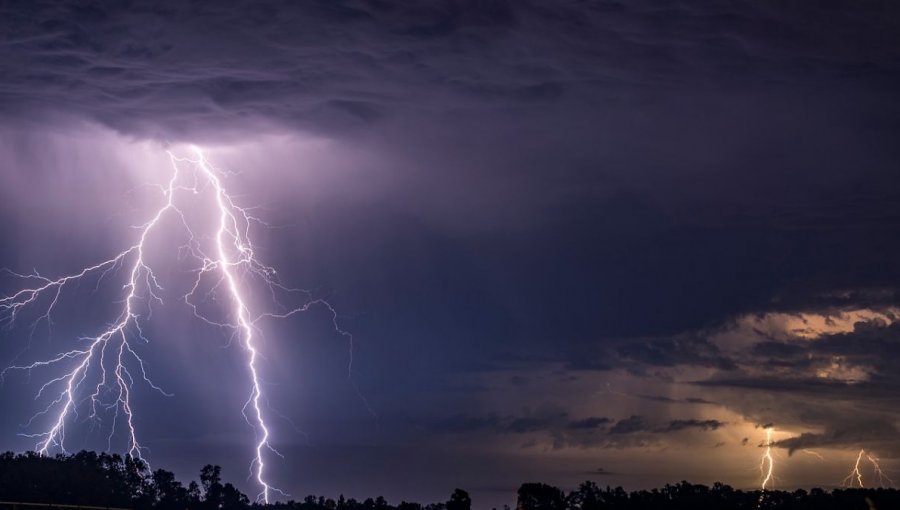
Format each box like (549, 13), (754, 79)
(0, 146), (347, 502)
(843, 449), (895, 488)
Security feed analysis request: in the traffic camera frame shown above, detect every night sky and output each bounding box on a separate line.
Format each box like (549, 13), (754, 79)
(2, 1), (900, 508)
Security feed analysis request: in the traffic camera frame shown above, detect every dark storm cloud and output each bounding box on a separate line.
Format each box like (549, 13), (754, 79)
(617, 337), (737, 371)
(4, 1), (900, 349)
(428, 409), (610, 436)
(659, 419), (725, 433)
(605, 416), (725, 435)
(699, 322), (900, 398)
(3, 0), (900, 503)
(608, 416), (645, 435)
(670, 318), (900, 457)
(630, 394), (719, 406)
(775, 421), (900, 456)
(2, 1), (900, 138)
(567, 417), (612, 430)
(427, 410), (721, 447)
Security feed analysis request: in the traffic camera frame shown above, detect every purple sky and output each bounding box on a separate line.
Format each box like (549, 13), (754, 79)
(2, 1), (900, 508)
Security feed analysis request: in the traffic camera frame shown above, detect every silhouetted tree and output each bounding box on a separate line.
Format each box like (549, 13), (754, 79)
(6, 450), (900, 510)
(398, 501), (423, 510)
(447, 489), (471, 510)
(220, 482), (250, 509)
(567, 481), (603, 510)
(517, 483), (566, 510)
(151, 468), (188, 509)
(201, 464), (224, 506)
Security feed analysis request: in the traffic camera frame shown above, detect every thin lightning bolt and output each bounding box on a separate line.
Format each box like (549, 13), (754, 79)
(843, 449), (895, 488)
(759, 427), (775, 491)
(1, 164), (180, 459)
(844, 450), (866, 488)
(802, 449), (825, 461)
(0, 146), (351, 503)
(866, 452), (895, 487)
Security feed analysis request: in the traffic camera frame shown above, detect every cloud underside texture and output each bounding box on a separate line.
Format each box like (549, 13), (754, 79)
(0, 1), (898, 137)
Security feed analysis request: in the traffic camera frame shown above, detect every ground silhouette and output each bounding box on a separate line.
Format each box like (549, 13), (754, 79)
(0, 451), (897, 510)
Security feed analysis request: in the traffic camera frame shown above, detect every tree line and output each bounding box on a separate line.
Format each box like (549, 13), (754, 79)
(1, 451), (898, 510)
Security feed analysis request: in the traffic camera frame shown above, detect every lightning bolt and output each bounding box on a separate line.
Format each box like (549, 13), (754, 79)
(192, 147), (278, 503)
(866, 452), (895, 487)
(0, 145), (349, 502)
(844, 450), (866, 488)
(843, 449), (895, 488)
(759, 427), (775, 491)
(802, 449), (825, 461)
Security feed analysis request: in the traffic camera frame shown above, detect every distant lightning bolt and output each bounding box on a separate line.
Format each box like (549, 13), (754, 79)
(802, 449), (825, 461)
(0, 146), (349, 503)
(844, 450), (866, 488)
(759, 427), (775, 491)
(866, 452), (895, 487)
(843, 449), (895, 488)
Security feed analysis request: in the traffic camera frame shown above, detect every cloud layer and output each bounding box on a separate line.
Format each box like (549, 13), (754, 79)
(2, 1), (899, 138)
(2, 1), (900, 506)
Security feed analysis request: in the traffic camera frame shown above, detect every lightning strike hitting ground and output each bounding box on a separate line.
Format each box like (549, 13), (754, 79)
(842, 449), (895, 488)
(0, 146), (349, 503)
(759, 427), (775, 491)
(844, 450), (866, 488)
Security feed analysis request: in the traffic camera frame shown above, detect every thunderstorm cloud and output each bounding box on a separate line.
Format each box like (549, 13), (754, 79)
(2, 0), (900, 506)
